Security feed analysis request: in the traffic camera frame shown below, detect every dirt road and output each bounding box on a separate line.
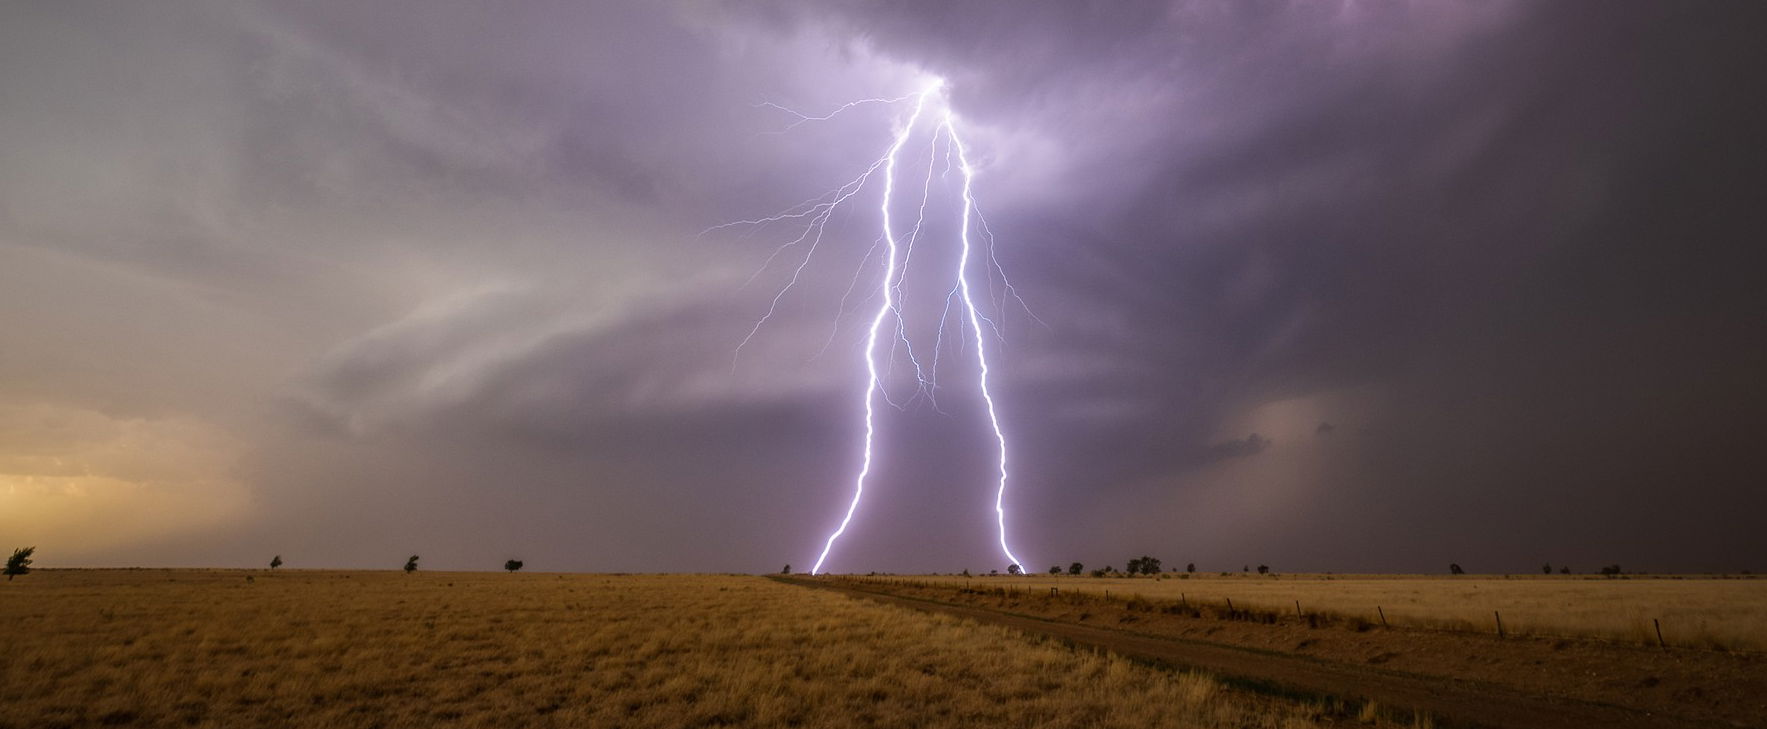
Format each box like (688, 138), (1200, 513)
(778, 577), (1741, 729)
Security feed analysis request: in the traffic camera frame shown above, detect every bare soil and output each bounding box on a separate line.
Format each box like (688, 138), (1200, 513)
(783, 576), (1767, 729)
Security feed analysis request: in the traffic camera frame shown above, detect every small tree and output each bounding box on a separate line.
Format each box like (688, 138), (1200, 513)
(404, 555), (419, 574)
(5, 547), (35, 581)
(1542, 562), (1552, 575)
(1559, 566), (1570, 574)
(1048, 565), (1062, 575)
(1600, 564), (1622, 577)
(781, 564), (791, 575)
(504, 559), (523, 573)
(269, 555), (283, 570)
(1449, 563), (1465, 575)
(1068, 562), (1083, 576)
(1186, 562), (1196, 574)
(1007, 564), (1022, 575)
(1256, 564), (1270, 575)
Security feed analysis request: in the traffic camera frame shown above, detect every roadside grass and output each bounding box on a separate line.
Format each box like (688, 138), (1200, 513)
(881, 573), (1767, 651)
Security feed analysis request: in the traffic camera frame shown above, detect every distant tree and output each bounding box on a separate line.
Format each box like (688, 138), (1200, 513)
(404, 555), (419, 574)
(990, 569), (999, 576)
(1449, 563), (1465, 575)
(1559, 566), (1570, 575)
(1186, 563), (1196, 574)
(1126, 557), (1142, 575)
(1049, 565), (1062, 575)
(1125, 556), (1161, 575)
(1068, 562), (1083, 576)
(1007, 564), (1022, 576)
(1542, 562), (1552, 575)
(1242, 565), (1249, 573)
(1256, 564), (1270, 575)
(1600, 564), (1622, 577)
(5, 547), (34, 581)
(781, 564), (791, 575)
(504, 559), (523, 573)
(960, 568), (971, 578)
(269, 555), (282, 570)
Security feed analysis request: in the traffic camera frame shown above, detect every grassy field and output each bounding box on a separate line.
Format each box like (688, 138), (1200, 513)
(0, 570), (1391, 729)
(892, 573), (1767, 650)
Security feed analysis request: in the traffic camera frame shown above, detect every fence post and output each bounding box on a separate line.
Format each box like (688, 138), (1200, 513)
(1494, 610), (1505, 638)
(1295, 600), (1303, 619)
(1377, 606), (1388, 628)
(1654, 618), (1665, 649)
(1226, 597), (1235, 614)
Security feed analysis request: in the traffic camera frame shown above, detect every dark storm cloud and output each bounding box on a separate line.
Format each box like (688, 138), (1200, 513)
(781, 0), (1767, 572)
(4, 1), (1765, 573)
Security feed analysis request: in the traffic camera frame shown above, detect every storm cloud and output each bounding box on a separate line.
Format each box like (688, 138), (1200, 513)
(3, 1), (1764, 574)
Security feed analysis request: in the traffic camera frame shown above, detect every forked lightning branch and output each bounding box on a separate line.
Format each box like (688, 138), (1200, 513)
(709, 79), (1030, 574)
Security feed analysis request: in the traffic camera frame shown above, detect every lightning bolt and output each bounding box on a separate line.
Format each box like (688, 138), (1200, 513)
(715, 79), (1027, 575)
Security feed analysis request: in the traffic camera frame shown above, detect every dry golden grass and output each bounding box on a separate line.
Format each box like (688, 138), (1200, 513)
(0, 570), (1375, 728)
(899, 573), (1767, 650)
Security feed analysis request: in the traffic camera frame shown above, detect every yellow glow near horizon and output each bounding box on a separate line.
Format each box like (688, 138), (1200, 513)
(0, 405), (249, 559)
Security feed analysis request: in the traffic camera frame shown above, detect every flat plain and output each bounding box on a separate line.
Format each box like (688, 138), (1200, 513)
(0, 570), (1401, 729)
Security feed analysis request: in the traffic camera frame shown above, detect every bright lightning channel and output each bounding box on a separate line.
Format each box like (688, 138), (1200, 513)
(716, 78), (1026, 575)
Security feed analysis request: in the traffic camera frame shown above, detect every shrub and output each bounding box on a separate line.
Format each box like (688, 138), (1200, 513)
(5, 547), (34, 581)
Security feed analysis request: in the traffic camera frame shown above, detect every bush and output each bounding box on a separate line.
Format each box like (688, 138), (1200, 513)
(504, 560), (524, 573)
(5, 547), (34, 580)
(1068, 562), (1083, 576)
(1449, 563), (1465, 575)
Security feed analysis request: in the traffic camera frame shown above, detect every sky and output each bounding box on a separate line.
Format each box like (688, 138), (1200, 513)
(3, 1), (1765, 574)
